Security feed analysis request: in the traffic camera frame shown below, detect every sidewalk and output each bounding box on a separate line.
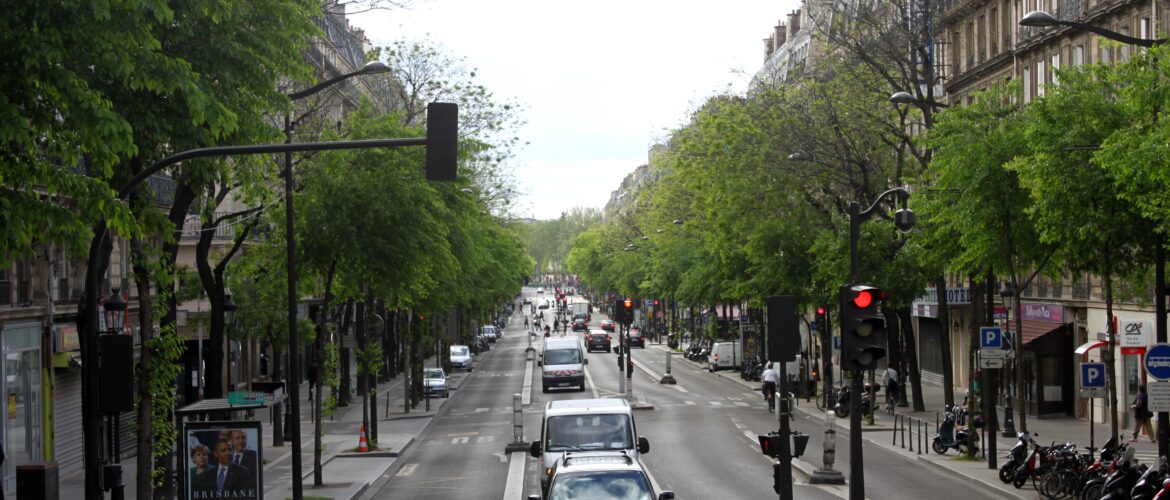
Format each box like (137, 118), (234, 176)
(649, 341), (1155, 498)
(58, 355), (473, 500)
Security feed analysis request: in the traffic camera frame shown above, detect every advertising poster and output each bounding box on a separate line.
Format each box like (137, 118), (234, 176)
(183, 421), (263, 500)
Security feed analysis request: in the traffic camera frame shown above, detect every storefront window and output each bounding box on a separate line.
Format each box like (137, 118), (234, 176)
(2, 324), (42, 491)
(1125, 355), (1141, 426)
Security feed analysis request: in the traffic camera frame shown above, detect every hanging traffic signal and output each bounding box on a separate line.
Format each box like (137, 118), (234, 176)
(815, 306), (828, 336)
(839, 284), (887, 370)
(621, 297), (635, 326)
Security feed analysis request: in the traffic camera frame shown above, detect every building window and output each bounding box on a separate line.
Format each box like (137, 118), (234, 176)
(1120, 27), (1133, 61)
(15, 260), (29, 305)
(1036, 60), (1046, 97)
(1002, 2), (1011, 53)
(1051, 53), (1060, 86)
(978, 14), (987, 63)
(1023, 66), (1033, 102)
(1073, 45), (1085, 66)
(0, 267), (10, 306)
(990, 7), (999, 54)
(1141, 18), (1150, 41)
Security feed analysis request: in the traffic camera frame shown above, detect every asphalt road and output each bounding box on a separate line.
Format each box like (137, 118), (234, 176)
(368, 288), (992, 499)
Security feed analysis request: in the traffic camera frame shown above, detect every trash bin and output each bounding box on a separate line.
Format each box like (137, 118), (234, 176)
(17, 462), (58, 500)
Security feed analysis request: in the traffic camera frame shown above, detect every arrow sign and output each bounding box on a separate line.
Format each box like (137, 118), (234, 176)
(980, 327), (1003, 349)
(1079, 362), (1106, 389)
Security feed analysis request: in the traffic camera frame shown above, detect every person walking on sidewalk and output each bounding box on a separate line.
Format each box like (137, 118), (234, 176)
(1133, 384), (1155, 442)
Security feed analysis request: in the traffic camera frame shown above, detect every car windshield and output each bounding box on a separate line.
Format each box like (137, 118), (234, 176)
(545, 414), (633, 452)
(450, 346), (469, 356)
(424, 368), (444, 379)
(544, 348), (581, 365)
(548, 470), (652, 500)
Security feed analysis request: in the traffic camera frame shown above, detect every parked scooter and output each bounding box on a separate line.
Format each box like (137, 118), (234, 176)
(1130, 456), (1168, 500)
(932, 404), (979, 455)
(1100, 446), (1145, 500)
(832, 383), (873, 419)
(1083, 441), (1132, 499)
(999, 431), (1035, 483)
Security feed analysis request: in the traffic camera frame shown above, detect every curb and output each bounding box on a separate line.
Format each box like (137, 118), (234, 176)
(914, 454), (1029, 500)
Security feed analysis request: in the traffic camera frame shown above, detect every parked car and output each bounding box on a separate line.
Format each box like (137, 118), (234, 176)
(482, 325), (499, 343)
(423, 367), (449, 397)
(599, 319), (616, 332)
(449, 345), (471, 370)
(585, 330), (611, 352)
(628, 327), (645, 348)
(708, 340), (742, 371)
(531, 451), (673, 500)
(523, 297), (532, 305)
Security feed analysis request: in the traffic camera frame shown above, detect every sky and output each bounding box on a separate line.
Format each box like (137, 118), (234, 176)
(348, 0), (802, 220)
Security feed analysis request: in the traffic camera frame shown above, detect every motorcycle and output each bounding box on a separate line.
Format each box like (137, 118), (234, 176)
(832, 383), (874, 419)
(1130, 455), (1168, 500)
(932, 404), (979, 455)
(998, 431), (1035, 483)
(741, 355), (764, 381)
(1100, 446), (1145, 500)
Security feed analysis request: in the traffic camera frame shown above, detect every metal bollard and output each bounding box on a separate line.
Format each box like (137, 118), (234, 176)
(892, 414), (897, 445)
(917, 419), (922, 455)
(908, 418), (914, 453)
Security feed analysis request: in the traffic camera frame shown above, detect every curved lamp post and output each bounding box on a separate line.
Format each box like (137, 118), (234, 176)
(789, 151), (913, 497)
(1018, 9), (1168, 459)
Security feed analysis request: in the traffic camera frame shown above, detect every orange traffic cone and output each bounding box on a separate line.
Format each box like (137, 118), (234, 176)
(357, 424), (369, 452)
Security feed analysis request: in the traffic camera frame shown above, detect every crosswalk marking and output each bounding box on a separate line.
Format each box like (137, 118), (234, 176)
(477, 435), (495, 443)
(452, 436), (470, 444)
(396, 463), (418, 476)
(710, 401), (723, 407)
(685, 400), (696, 405)
(734, 401), (750, 407)
(474, 407), (489, 413)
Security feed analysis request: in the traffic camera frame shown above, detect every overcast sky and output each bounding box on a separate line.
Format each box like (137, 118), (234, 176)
(349, 0), (802, 220)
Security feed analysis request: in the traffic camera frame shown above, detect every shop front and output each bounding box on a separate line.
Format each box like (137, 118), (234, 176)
(1018, 303), (1074, 417)
(0, 321), (44, 492)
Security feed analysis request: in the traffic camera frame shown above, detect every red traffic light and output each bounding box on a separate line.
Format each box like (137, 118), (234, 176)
(624, 298), (633, 308)
(816, 306), (825, 315)
(758, 434), (782, 458)
(653, 300), (659, 306)
(853, 290), (873, 308)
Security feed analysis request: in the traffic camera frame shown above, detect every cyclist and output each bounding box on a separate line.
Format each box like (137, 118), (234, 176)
(882, 365), (899, 412)
(761, 362), (779, 411)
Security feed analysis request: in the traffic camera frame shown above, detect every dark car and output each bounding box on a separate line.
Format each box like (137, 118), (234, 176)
(628, 328), (644, 348)
(571, 318), (588, 332)
(585, 330), (611, 352)
(599, 319), (616, 332)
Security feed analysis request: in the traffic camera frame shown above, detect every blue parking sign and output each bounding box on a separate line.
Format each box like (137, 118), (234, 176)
(1080, 362), (1106, 389)
(980, 327), (1003, 349)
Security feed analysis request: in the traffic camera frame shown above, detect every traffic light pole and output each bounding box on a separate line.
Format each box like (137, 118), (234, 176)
(776, 360), (793, 498)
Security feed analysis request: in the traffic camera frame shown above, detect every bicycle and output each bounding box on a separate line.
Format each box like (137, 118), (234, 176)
(815, 386), (839, 412)
(762, 383), (777, 412)
(885, 383), (899, 415)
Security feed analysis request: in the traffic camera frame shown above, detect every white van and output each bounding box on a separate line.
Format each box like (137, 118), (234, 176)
(539, 337), (587, 392)
(708, 340), (742, 371)
(528, 398), (651, 495)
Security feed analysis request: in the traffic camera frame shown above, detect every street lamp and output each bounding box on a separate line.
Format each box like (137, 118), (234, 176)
(101, 290), (127, 500)
(1019, 11), (1166, 48)
(999, 283), (1018, 438)
(224, 294), (238, 390)
(1018, 9), (1169, 461)
(283, 61), (389, 499)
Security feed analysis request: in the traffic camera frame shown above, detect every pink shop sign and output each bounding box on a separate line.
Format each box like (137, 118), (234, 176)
(1021, 303), (1064, 323)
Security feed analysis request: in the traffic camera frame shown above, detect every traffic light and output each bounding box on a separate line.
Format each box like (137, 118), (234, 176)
(757, 434), (783, 458)
(815, 306), (827, 336)
(621, 297), (635, 326)
(839, 284), (887, 370)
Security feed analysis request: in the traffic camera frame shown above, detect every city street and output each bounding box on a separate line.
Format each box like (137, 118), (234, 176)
(367, 289), (998, 499)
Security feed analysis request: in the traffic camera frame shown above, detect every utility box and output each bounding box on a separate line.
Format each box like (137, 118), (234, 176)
(17, 462), (58, 500)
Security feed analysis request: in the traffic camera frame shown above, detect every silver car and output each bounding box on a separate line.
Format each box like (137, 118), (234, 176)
(449, 345), (471, 370)
(423, 367), (449, 397)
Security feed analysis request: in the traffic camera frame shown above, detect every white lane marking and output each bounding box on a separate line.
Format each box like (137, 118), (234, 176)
(710, 401), (723, 407)
(493, 452), (507, 463)
(684, 400), (695, 405)
(735, 402), (750, 407)
(474, 407), (489, 413)
(477, 435), (495, 443)
(396, 463), (419, 476)
(584, 365), (600, 398)
(675, 385), (689, 393)
(452, 436), (469, 444)
(501, 451), (527, 499)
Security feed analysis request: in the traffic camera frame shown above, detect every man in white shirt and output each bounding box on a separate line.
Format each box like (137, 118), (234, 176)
(761, 363), (779, 409)
(882, 365), (899, 407)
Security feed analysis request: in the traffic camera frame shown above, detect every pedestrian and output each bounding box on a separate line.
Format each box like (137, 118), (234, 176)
(881, 365), (900, 407)
(761, 363), (778, 408)
(1133, 385), (1155, 442)
(524, 316), (529, 329)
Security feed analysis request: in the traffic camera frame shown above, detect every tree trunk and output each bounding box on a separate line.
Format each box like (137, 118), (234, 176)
(270, 323), (284, 448)
(898, 307), (926, 411)
(131, 238), (154, 499)
(1105, 248), (1119, 444)
(314, 260), (336, 486)
(966, 271), (985, 458)
(936, 276), (955, 408)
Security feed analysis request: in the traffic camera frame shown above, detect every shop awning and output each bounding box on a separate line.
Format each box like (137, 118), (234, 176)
(1075, 340), (1108, 356)
(1020, 319), (1065, 345)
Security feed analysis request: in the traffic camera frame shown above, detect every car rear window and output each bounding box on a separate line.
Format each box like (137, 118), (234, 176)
(549, 470), (651, 500)
(545, 414), (633, 452)
(450, 346), (468, 356)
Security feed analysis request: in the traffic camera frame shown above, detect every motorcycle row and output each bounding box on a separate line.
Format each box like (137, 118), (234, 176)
(683, 339), (710, 363)
(1000, 432), (1170, 499)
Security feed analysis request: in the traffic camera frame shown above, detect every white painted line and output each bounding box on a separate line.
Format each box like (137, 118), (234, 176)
(501, 451), (527, 499)
(585, 365), (600, 398)
(452, 436), (470, 444)
(674, 385), (689, 393)
(474, 407), (489, 413)
(396, 463), (418, 477)
(684, 401), (696, 406)
(734, 402), (750, 407)
(710, 401), (723, 407)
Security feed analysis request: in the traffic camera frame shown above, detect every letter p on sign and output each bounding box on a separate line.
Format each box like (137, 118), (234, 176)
(980, 327), (1002, 349)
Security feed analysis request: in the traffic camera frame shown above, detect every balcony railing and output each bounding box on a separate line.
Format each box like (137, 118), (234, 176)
(180, 212), (238, 241)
